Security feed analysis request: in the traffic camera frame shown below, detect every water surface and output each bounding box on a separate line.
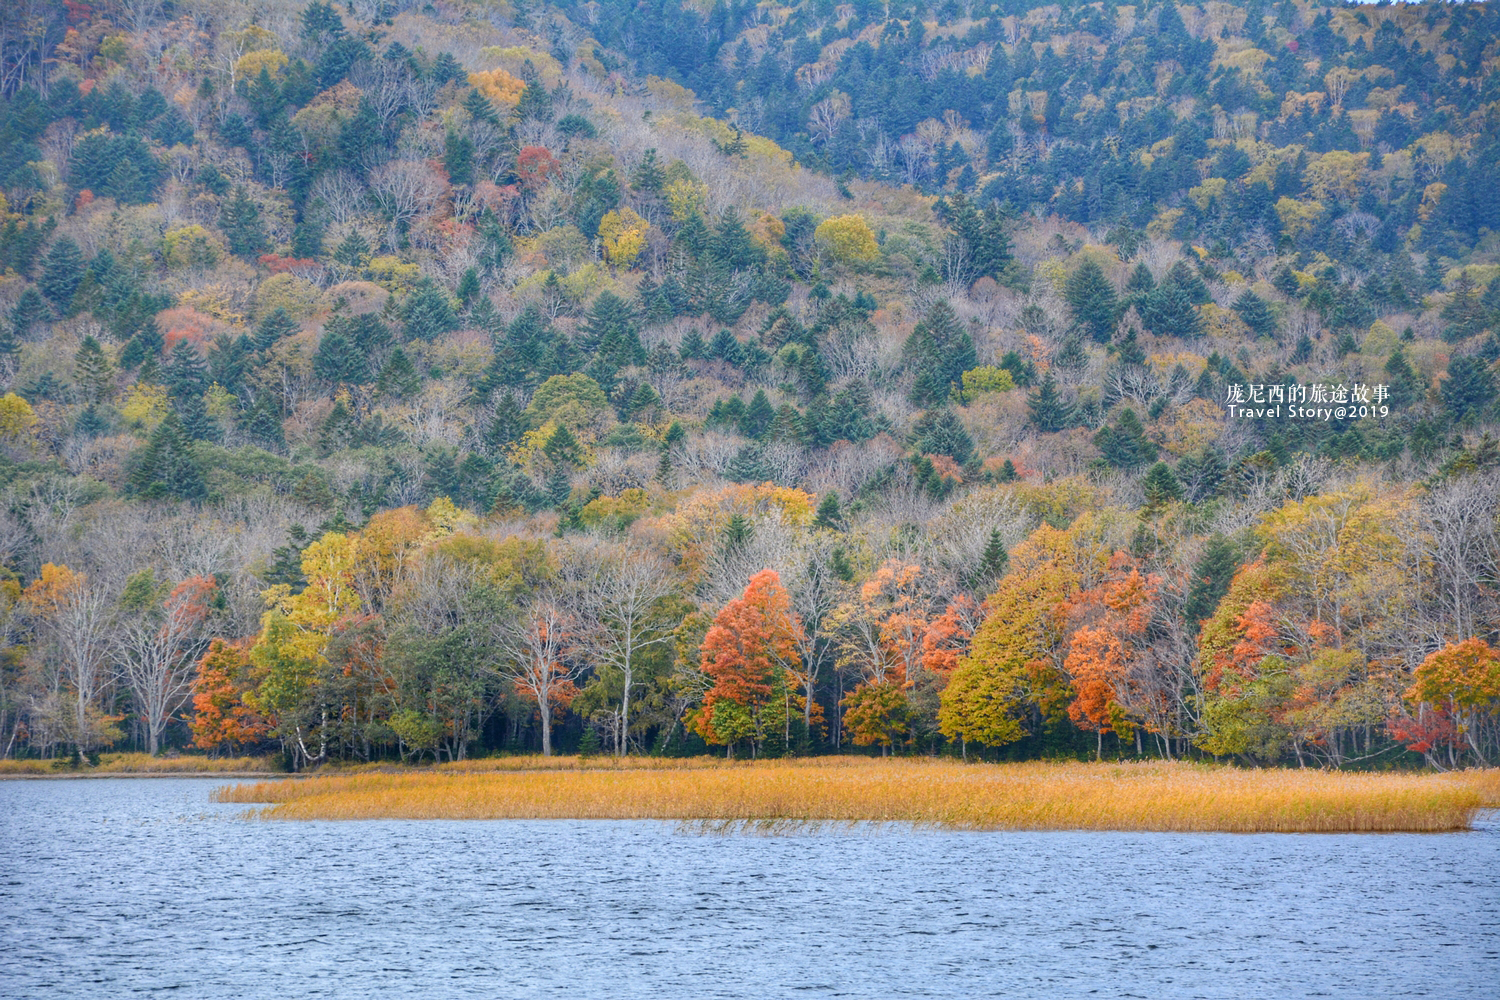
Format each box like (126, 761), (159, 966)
(1, 778), (1495, 998)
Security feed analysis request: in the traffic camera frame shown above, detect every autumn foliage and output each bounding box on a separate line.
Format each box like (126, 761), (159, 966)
(693, 570), (806, 753)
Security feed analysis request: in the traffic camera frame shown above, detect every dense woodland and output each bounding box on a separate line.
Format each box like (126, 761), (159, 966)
(0, 0), (1497, 770)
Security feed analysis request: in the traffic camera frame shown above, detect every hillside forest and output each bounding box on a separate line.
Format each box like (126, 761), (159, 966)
(0, 0), (1498, 769)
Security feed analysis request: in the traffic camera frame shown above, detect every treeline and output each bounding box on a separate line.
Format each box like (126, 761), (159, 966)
(0, 1), (1496, 768)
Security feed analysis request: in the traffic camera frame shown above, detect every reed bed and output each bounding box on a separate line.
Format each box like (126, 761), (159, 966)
(215, 758), (1493, 832)
(0, 754), (277, 776)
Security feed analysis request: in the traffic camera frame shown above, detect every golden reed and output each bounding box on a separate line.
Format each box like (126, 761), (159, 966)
(214, 758), (1498, 832)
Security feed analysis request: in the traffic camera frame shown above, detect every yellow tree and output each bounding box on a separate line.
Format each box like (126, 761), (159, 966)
(598, 207), (648, 269)
(938, 524), (1089, 753)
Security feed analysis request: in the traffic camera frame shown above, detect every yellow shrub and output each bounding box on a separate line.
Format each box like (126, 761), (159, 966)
(815, 213), (880, 266)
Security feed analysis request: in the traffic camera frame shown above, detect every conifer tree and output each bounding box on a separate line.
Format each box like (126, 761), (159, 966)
(255, 308), (299, 350)
(1027, 373), (1072, 432)
(74, 335), (114, 404)
(375, 347), (421, 399)
(401, 279), (457, 341)
(39, 237), (84, 312)
(740, 389), (775, 440)
(129, 412), (207, 501)
(1065, 258), (1119, 343)
(220, 187), (268, 258)
(313, 328), (371, 385)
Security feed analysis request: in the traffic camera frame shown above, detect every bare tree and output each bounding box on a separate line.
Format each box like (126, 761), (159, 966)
(491, 591), (577, 756)
(576, 547), (680, 755)
(115, 577), (216, 754)
(369, 159), (445, 250)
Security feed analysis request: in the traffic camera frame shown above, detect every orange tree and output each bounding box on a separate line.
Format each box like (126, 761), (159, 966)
(692, 569), (806, 758)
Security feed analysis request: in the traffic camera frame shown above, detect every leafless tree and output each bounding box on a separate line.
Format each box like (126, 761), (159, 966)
(575, 546), (680, 755)
(490, 591), (577, 756)
(115, 578), (216, 754)
(369, 159), (446, 251)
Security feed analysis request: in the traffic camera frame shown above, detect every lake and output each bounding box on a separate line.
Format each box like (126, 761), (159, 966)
(1, 778), (1495, 998)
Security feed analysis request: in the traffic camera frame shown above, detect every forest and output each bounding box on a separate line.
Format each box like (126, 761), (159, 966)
(0, 0), (1497, 771)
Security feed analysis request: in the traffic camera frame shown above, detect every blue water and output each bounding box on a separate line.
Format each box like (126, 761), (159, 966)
(0, 778), (1495, 998)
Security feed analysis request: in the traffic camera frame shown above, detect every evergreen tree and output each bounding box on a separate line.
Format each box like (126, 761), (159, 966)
(1142, 461), (1184, 510)
(1027, 373), (1072, 432)
(910, 407), (974, 464)
(401, 279), (458, 341)
(208, 334), (254, 398)
(462, 88), (499, 126)
(580, 291), (644, 390)
(971, 528), (1008, 591)
(291, 218), (325, 259)
(74, 335), (114, 404)
(813, 492), (844, 531)
(313, 328), (371, 385)
(725, 444), (771, 483)
(255, 307), (299, 350)
(1176, 445), (1226, 501)
(739, 389), (775, 440)
(220, 187), (268, 258)
(443, 130), (475, 186)
(119, 320), (164, 370)
(904, 300), (976, 405)
(175, 389), (218, 442)
(333, 229), (370, 269)
(128, 412), (207, 502)
(424, 448), (461, 501)
(1441, 356), (1497, 423)
(1383, 349), (1424, 409)
(246, 395), (286, 450)
(1115, 328), (1147, 366)
(75, 405), (110, 438)
(1065, 258), (1119, 343)
(165, 340), (209, 403)
(39, 237), (84, 312)
(1183, 534), (1239, 630)
(1094, 408), (1157, 469)
(375, 347), (421, 399)
(1232, 288), (1277, 337)
(9, 286), (50, 339)
(1125, 261), (1156, 297)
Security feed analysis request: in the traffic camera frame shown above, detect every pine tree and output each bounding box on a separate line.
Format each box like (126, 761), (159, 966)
(1115, 328), (1147, 366)
(9, 286), (51, 339)
(175, 389), (218, 442)
(291, 218), (325, 259)
(255, 308), (299, 350)
(1065, 258), (1119, 343)
(813, 492), (844, 530)
(1141, 461), (1184, 510)
(1094, 408), (1157, 469)
(39, 237), (85, 312)
(1441, 357), (1497, 423)
(443, 130), (475, 186)
(333, 229), (370, 269)
(424, 448), (461, 501)
(1383, 348), (1423, 409)
(165, 340), (209, 403)
(74, 336), (114, 404)
(1232, 289), (1276, 337)
(740, 389), (775, 440)
(119, 320), (164, 370)
(910, 407), (975, 464)
(246, 395), (285, 449)
(401, 279), (458, 341)
(375, 347), (422, 399)
(904, 299), (976, 405)
(971, 529), (1009, 590)
(129, 412), (208, 501)
(1183, 534), (1239, 630)
(580, 291), (644, 391)
(220, 187), (268, 258)
(462, 88), (499, 126)
(313, 328), (371, 385)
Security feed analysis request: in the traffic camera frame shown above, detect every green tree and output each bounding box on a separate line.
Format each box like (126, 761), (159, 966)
(128, 412), (208, 501)
(39, 237), (85, 311)
(904, 300), (976, 406)
(220, 187), (268, 258)
(1027, 373), (1072, 432)
(1065, 258), (1119, 343)
(74, 335), (114, 404)
(402, 279), (458, 341)
(1232, 289), (1276, 337)
(313, 328), (371, 385)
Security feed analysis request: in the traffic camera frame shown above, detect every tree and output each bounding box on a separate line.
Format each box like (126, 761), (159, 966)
(1065, 258), (1119, 343)
(1094, 408), (1157, 469)
(23, 564), (117, 753)
(1027, 374), (1072, 432)
(904, 300), (976, 405)
(814, 214), (880, 266)
(694, 569), (806, 757)
(313, 327), (370, 385)
(492, 592), (577, 756)
(39, 236), (84, 311)
(1441, 356), (1496, 423)
(190, 640), (269, 756)
(128, 412), (207, 502)
(576, 549), (680, 755)
(1062, 556), (1161, 759)
(116, 575), (217, 754)
(402, 279), (458, 342)
(842, 681), (915, 753)
(220, 187), (268, 258)
(1233, 289), (1276, 337)
(1404, 638), (1500, 767)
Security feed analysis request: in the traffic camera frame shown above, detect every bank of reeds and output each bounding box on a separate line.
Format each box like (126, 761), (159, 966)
(215, 758), (1496, 832)
(0, 753), (277, 776)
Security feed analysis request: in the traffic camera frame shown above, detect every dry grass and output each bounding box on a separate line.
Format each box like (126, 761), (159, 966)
(214, 758), (1496, 832)
(0, 754), (277, 776)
